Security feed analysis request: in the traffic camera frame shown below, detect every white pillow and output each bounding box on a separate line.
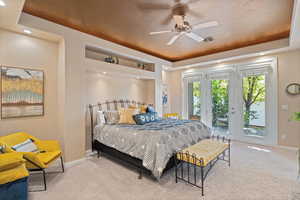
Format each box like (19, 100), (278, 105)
(12, 139), (39, 153)
(96, 110), (106, 125)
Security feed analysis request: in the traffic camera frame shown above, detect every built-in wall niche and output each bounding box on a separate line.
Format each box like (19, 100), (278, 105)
(85, 46), (155, 72)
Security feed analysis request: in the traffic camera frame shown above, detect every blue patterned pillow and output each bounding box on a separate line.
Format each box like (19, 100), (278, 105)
(149, 112), (159, 122)
(134, 112), (159, 125)
(134, 113), (148, 125)
(146, 106), (155, 113)
(144, 114), (151, 123)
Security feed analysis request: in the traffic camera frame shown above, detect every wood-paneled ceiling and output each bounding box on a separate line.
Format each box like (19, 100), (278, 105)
(23, 0), (294, 62)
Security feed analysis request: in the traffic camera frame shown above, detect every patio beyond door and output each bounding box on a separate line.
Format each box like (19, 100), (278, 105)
(184, 59), (277, 146)
(209, 76), (231, 137)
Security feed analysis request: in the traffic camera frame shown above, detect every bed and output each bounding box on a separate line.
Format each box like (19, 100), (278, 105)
(89, 100), (211, 179)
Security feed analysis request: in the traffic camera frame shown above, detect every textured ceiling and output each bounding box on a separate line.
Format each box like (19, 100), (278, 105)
(23, 0), (294, 61)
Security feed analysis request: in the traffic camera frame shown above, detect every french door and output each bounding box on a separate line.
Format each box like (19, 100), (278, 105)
(183, 59), (277, 145)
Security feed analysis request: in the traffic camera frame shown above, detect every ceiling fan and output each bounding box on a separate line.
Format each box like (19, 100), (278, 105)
(149, 15), (218, 46)
(138, 0), (203, 25)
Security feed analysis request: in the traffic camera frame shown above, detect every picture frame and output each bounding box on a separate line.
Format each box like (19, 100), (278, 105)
(1, 66), (44, 119)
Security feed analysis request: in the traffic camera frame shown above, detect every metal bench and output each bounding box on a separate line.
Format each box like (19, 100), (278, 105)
(175, 136), (231, 196)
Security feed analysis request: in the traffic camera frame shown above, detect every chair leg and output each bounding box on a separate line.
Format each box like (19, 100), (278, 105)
(42, 169), (47, 191)
(60, 156), (65, 173)
(201, 166), (204, 196)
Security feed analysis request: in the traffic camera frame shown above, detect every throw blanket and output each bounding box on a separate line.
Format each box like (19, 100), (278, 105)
(94, 119), (211, 179)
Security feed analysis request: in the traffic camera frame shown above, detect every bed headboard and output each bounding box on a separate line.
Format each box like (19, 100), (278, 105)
(88, 100), (152, 151)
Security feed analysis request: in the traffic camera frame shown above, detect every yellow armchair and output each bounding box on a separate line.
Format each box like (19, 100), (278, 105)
(0, 152), (29, 185)
(0, 132), (64, 191)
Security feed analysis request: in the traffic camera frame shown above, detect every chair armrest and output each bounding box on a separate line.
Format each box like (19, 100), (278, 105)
(0, 153), (25, 171)
(23, 152), (46, 169)
(36, 140), (61, 152)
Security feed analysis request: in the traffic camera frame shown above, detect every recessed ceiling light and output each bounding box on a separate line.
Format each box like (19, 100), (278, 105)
(23, 29), (32, 34)
(102, 72), (107, 74)
(0, 0), (6, 7)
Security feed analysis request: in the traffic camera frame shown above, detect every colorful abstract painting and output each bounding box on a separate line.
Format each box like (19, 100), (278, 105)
(1, 66), (44, 118)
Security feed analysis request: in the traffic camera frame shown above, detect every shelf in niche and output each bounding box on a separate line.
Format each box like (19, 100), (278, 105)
(85, 46), (155, 72)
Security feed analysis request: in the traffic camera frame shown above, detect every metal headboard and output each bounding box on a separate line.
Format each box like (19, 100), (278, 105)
(88, 100), (152, 151)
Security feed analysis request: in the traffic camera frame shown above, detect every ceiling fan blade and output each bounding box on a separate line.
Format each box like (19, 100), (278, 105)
(185, 0), (201, 5)
(173, 15), (184, 26)
(149, 30), (173, 35)
(167, 33), (184, 45)
(185, 32), (204, 42)
(137, 3), (171, 10)
(187, 9), (203, 18)
(178, 0), (200, 8)
(193, 21), (219, 30)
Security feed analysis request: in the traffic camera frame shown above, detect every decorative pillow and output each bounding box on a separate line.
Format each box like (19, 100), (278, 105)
(133, 113), (148, 125)
(146, 106), (155, 113)
(11, 139), (39, 153)
(133, 112), (158, 125)
(96, 110), (106, 125)
(144, 113), (151, 123)
(104, 111), (120, 124)
(140, 105), (148, 113)
(129, 105), (138, 109)
(119, 108), (140, 124)
(148, 112), (159, 122)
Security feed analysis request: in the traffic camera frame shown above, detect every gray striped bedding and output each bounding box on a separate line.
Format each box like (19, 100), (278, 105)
(94, 119), (211, 179)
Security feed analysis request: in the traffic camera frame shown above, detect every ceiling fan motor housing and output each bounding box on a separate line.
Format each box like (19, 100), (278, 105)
(172, 3), (188, 16)
(175, 21), (192, 32)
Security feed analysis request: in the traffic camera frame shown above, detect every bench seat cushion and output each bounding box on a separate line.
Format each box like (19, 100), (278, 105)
(177, 139), (229, 167)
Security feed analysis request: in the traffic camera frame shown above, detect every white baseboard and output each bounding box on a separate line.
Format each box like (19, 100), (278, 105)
(233, 139), (299, 152)
(86, 149), (97, 157)
(275, 145), (299, 152)
(64, 157), (88, 168)
(64, 150), (97, 169)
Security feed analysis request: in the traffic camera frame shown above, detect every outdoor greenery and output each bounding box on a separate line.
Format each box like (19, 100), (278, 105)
(191, 75), (266, 130)
(192, 82), (201, 116)
(242, 75), (265, 127)
(294, 112), (300, 121)
(211, 80), (229, 127)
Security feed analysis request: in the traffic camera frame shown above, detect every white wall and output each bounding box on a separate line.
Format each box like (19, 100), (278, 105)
(86, 73), (154, 105)
(0, 29), (61, 145)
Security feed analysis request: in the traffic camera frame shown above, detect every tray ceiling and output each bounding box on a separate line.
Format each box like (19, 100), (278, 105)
(23, 0), (293, 61)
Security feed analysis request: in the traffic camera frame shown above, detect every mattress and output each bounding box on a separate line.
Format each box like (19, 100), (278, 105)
(94, 119), (211, 179)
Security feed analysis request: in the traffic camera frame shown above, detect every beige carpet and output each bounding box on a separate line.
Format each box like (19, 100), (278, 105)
(29, 142), (300, 200)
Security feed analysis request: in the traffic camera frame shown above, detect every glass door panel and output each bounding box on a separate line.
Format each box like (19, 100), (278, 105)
(184, 60), (276, 146)
(211, 79), (229, 136)
(188, 81), (201, 120)
(242, 74), (266, 137)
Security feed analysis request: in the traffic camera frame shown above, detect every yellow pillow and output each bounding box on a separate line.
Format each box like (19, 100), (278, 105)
(140, 105), (147, 113)
(129, 105), (138, 109)
(119, 108), (139, 124)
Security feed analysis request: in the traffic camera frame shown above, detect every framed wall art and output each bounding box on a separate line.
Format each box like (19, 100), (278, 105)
(1, 66), (44, 119)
